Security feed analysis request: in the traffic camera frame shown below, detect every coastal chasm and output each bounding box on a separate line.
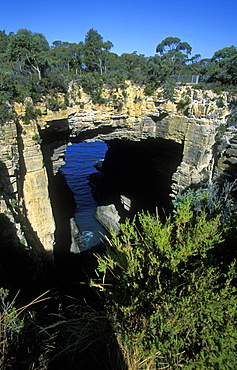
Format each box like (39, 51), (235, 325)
(1, 83), (237, 257)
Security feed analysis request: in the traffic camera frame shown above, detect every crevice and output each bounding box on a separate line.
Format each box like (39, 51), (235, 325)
(148, 112), (169, 122)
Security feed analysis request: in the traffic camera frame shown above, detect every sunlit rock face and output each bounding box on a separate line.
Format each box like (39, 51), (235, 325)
(1, 84), (237, 254)
(95, 204), (121, 234)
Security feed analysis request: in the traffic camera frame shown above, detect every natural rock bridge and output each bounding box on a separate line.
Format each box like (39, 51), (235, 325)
(1, 83), (237, 255)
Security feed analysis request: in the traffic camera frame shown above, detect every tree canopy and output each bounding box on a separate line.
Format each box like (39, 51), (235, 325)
(0, 28), (237, 110)
(83, 28), (114, 74)
(208, 46), (237, 84)
(7, 29), (49, 80)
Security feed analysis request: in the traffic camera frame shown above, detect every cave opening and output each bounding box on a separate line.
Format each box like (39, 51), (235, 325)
(94, 138), (184, 223)
(59, 137), (183, 253)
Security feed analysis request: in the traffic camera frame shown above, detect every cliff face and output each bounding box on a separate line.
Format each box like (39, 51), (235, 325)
(1, 83), (236, 253)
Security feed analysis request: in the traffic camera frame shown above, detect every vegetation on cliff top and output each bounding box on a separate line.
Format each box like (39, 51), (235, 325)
(1, 28), (237, 117)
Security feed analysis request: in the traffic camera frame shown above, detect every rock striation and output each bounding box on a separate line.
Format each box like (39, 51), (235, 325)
(1, 83), (237, 254)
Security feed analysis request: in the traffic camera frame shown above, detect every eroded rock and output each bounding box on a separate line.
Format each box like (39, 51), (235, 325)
(1, 84), (237, 255)
(95, 204), (120, 234)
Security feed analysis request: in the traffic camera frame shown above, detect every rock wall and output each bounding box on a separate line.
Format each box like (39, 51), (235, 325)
(1, 83), (236, 253)
(0, 108), (55, 254)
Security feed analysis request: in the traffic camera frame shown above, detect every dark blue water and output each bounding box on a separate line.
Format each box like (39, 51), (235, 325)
(60, 141), (108, 250)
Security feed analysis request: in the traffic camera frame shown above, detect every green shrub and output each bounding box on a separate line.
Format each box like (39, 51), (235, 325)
(215, 123), (227, 141)
(144, 84), (156, 96)
(162, 80), (176, 101)
(31, 133), (40, 142)
(0, 102), (15, 124)
(92, 195), (237, 369)
(216, 96), (225, 108)
(0, 288), (25, 363)
(212, 86), (224, 95)
(21, 105), (42, 124)
(46, 97), (62, 111)
(78, 73), (105, 105)
(177, 97), (191, 110)
(133, 95), (142, 103)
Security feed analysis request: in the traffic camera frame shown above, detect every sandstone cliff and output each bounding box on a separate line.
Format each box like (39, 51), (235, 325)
(1, 82), (236, 253)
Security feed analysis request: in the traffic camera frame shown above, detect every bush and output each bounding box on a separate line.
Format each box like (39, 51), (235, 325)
(21, 104), (42, 124)
(46, 96), (63, 111)
(177, 97), (191, 111)
(78, 73), (105, 105)
(216, 96), (225, 108)
(92, 193), (237, 369)
(215, 123), (227, 141)
(162, 80), (176, 101)
(0, 102), (16, 124)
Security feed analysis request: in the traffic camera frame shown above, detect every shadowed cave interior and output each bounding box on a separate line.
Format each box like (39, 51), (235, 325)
(92, 138), (184, 222)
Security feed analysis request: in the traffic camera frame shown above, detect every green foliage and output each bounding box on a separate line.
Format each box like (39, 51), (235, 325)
(41, 72), (69, 94)
(212, 86), (224, 95)
(177, 97), (191, 111)
(156, 37), (192, 57)
(46, 96), (63, 111)
(83, 28), (113, 75)
(78, 73), (107, 104)
(0, 102), (15, 124)
(162, 80), (176, 101)
(1, 27), (237, 124)
(7, 29), (49, 80)
(155, 37), (192, 76)
(21, 104), (42, 124)
(0, 288), (25, 368)
(144, 83), (156, 96)
(31, 133), (40, 141)
(215, 123), (227, 141)
(0, 31), (9, 54)
(133, 95), (142, 103)
(173, 180), (237, 223)
(1, 290), (122, 370)
(209, 46), (237, 85)
(92, 192), (237, 369)
(216, 96), (225, 108)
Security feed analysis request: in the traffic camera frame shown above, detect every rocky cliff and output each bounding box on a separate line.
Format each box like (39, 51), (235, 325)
(1, 82), (237, 255)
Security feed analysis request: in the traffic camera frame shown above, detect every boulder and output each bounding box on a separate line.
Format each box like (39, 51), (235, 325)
(95, 204), (120, 234)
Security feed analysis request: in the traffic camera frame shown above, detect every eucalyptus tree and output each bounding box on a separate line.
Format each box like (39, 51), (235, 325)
(49, 41), (82, 74)
(145, 54), (173, 83)
(119, 52), (147, 77)
(210, 46), (237, 84)
(156, 36), (192, 74)
(7, 29), (49, 80)
(0, 31), (13, 75)
(83, 28), (113, 74)
(156, 36), (192, 58)
(0, 30), (9, 54)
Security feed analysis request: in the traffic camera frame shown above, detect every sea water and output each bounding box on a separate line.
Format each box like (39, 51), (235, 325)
(60, 141), (108, 250)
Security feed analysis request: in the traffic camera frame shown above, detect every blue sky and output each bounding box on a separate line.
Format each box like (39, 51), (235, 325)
(1, 0), (237, 59)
